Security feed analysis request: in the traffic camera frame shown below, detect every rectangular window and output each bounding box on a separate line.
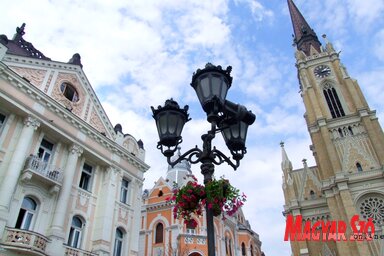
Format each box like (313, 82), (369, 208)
(79, 163), (93, 192)
(38, 138), (54, 163)
(120, 178), (129, 204)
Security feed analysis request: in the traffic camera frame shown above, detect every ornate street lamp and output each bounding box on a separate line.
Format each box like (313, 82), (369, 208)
(151, 63), (255, 256)
(151, 99), (190, 157)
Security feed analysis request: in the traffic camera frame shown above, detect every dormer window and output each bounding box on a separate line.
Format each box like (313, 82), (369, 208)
(60, 82), (79, 102)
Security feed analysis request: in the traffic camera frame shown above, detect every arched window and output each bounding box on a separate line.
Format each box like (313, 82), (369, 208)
(68, 216), (84, 248)
(338, 128), (343, 137)
(323, 83), (345, 118)
(228, 238), (233, 256)
(113, 228), (124, 256)
(225, 237), (229, 255)
(348, 126), (354, 135)
(310, 190), (316, 199)
(60, 82), (79, 102)
(356, 162), (363, 172)
(155, 223), (164, 243)
(250, 245), (254, 256)
(225, 235), (233, 256)
(15, 197), (37, 230)
(241, 242), (246, 255)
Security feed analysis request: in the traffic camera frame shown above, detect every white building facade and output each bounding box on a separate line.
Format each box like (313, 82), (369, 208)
(0, 24), (149, 256)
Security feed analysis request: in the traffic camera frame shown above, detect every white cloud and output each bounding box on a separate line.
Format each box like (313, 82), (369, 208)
(1, 1), (384, 255)
(347, 0), (384, 30)
(373, 29), (384, 62)
(234, 0), (274, 22)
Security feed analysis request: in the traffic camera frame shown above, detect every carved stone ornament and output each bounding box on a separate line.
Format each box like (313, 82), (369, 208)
(69, 144), (83, 157)
(358, 194), (384, 225)
(9, 66), (47, 87)
(89, 108), (106, 134)
(23, 116), (40, 129)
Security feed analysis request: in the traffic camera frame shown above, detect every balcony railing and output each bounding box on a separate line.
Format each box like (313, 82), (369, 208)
(64, 245), (97, 256)
(24, 155), (64, 184)
(1, 227), (49, 255)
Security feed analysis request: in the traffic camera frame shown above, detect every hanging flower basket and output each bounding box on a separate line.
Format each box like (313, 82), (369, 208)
(167, 176), (246, 223)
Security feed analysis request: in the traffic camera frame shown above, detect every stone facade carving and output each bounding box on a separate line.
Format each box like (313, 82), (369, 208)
(118, 206), (129, 224)
(123, 138), (139, 156)
(333, 133), (379, 173)
(76, 190), (90, 213)
(70, 144), (83, 157)
(9, 66), (47, 88)
(89, 108), (106, 134)
(43, 71), (54, 93)
(24, 116), (40, 129)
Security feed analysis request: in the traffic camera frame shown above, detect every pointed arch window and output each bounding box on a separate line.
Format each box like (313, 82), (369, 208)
(15, 197), (37, 230)
(322, 83), (345, 118)
(356, 162), (363, 172)
(241, 242), (246, 255)
(155, 223), (164, 243)
(310, 190), (316, 199)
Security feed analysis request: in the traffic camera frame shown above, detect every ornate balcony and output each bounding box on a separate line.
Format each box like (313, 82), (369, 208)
(22, 155), (63, 193)
(0, 227), (49, 255)
(64, 245), (97, 256)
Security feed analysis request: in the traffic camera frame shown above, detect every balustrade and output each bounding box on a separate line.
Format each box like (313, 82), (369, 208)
(24, 155), (63, 183)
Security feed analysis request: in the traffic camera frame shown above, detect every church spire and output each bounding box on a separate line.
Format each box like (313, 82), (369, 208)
(287, 0), (321, 56)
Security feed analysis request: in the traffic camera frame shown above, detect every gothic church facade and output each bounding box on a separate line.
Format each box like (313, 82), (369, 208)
(282, 1), (384, 256)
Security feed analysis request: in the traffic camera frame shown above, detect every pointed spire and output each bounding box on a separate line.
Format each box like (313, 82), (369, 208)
(280, 142), (293, 171)
(287, 0), (321, 56)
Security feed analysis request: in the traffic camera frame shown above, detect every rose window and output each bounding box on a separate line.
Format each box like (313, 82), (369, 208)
(359, 196), (384, 225)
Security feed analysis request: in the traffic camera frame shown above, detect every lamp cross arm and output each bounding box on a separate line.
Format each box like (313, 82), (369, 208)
(167, 146), (203, 167)
(211, 147), (240, 170)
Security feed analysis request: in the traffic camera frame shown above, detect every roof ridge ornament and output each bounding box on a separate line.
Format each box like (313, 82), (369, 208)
(0, 23), (51, 60)
(14, 23), (26, 40)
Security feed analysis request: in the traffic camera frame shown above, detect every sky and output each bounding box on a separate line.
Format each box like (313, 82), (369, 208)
(1, 0), (384, 255)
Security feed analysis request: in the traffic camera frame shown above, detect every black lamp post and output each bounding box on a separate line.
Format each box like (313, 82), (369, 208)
(151, 63), (255, 256)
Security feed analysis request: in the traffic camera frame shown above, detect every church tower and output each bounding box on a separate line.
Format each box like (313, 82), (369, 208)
(282, 0), (384, 255)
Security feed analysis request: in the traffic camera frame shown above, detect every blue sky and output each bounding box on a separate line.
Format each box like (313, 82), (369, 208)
(1, 0), (384, 255)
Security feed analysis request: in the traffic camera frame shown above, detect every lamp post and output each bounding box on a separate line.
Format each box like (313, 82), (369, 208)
(151, 63), (255, 256)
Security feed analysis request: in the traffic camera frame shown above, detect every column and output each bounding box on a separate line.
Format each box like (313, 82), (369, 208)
(0, 116), (40, 235)
(0, 116), (40, 210)
(50, 144), (83, 237)
(129, 179), (143, 254)
(92, 166), (119, 255)
(46, 144), (82, 255)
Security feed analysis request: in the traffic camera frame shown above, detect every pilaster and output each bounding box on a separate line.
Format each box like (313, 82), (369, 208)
(92, 166), (119, 254)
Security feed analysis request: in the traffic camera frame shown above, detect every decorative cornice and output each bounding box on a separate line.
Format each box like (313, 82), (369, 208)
(146, 201), (173, 211)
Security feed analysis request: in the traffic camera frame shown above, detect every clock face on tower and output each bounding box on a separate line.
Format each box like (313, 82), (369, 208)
(314, 65), (331, 78)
